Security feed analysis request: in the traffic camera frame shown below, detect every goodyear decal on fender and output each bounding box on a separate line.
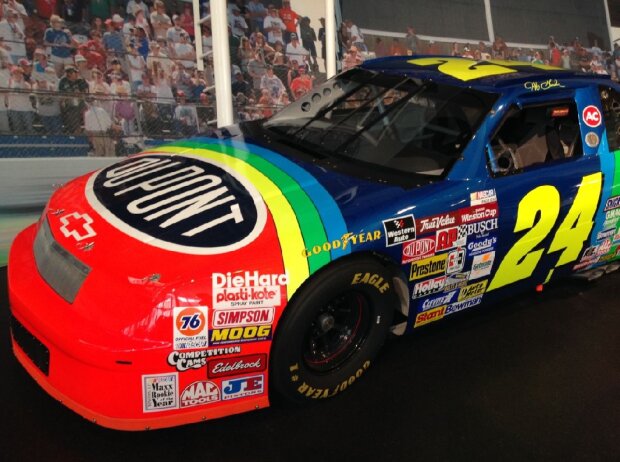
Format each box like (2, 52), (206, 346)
(148, 140), (349, 298)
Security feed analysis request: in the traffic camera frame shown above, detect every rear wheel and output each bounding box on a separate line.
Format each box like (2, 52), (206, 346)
(270, 256), (396, 402)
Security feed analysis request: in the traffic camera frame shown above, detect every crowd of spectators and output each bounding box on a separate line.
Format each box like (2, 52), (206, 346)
(0, 0), (618, 156)
(0, 0), (328, 148)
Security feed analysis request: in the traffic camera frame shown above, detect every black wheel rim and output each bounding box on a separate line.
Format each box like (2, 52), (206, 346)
(302, 290), (371, 373)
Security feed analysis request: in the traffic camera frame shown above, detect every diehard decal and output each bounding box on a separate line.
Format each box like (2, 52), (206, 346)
(142, 373), (178, 412)
(382, 215), (416, 246)
(212, 271), (287, 309)
(86, 155), (267, 254)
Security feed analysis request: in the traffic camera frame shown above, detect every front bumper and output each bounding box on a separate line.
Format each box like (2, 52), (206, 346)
(8, 225), (269, 430)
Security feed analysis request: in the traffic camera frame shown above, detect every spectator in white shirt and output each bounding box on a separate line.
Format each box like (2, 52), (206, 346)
(0, 9), (25, 64)
(263, 6), (285, 45)
(7, 65), (32, 132)
(286, 33), (309, 66)
(84, 98), (115, 156)
(229, 6), (248, 38)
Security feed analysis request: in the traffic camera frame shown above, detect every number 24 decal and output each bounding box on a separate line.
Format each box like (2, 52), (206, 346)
(488, 172), (602, 291)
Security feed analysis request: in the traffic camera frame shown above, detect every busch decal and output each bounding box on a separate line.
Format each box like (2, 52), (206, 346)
(180, 381), (220, 408)
(173, 306), (209, 350)
(142, 373), (178, 412)
(212, 271), (287, 309)
(382, 215), (416, 246)
(86, 155), (267, 254)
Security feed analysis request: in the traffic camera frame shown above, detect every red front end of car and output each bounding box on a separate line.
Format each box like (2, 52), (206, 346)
(8, 161), (289, 430)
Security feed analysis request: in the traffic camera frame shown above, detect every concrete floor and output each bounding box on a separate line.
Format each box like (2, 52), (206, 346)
(1, 265), (619, 461)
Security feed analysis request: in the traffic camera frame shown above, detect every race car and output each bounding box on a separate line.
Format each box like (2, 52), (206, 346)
(8, 56), (620, 430)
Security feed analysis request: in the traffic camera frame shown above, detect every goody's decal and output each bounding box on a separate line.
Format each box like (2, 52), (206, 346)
(87, 155), (267, 254)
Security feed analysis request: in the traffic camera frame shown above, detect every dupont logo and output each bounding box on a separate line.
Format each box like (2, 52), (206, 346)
(402, 238), (436, 264)
(87, 155), (267, 254)
(207, 354), (267, 379)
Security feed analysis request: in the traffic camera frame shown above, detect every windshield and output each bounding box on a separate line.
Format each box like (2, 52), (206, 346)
(264, 68), (497, 177)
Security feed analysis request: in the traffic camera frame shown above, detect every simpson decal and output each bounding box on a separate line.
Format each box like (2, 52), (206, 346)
(173, 306), (209, 350)
(382, 215), (416, 246)
(142, 373), (178, 412)
(86, 155), (267, 254)
(213, 307), (275, 328)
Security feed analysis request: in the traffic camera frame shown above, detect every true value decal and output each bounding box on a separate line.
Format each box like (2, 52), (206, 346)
(86, 155), (267, 254)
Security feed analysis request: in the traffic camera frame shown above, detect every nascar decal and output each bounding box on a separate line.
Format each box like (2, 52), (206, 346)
(120, 140), (348, 298)
(407, 57), (561, 82)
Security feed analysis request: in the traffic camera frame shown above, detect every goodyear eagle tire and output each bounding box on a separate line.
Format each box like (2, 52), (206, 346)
(270, 256), (396, 402)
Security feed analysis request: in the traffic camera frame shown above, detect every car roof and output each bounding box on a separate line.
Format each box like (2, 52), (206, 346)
(360, 55), (608, 90)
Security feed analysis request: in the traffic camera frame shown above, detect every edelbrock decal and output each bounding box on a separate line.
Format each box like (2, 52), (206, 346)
(86, 155), (267, 254)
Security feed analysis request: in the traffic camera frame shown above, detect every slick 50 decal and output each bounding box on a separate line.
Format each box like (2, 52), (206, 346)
(488, 173), (602, 291)
(88, 155), (267, 254)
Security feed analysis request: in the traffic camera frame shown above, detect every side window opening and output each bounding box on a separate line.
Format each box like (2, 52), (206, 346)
(600, 86), (620, 152)
(487, 102), (582, 176)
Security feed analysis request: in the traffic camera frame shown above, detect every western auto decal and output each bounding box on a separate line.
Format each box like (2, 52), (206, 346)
(86, 139), (349, 299)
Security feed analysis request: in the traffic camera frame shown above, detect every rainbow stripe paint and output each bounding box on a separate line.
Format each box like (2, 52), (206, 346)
(150, 140), (349, 298)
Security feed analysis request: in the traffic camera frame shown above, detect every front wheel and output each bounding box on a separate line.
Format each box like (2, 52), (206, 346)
(270, 256), (396, 402)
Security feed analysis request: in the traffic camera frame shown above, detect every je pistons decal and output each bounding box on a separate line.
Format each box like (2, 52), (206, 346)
(86, 155), (267, 254)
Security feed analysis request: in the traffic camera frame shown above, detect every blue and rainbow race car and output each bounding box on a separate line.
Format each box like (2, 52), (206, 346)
(8, 56), (620, 429)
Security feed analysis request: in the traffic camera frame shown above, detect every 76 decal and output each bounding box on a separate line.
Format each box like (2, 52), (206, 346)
(488, 173), (602, 291)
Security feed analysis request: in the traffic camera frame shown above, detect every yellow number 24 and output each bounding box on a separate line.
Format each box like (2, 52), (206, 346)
(487, 173), (602, 291)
